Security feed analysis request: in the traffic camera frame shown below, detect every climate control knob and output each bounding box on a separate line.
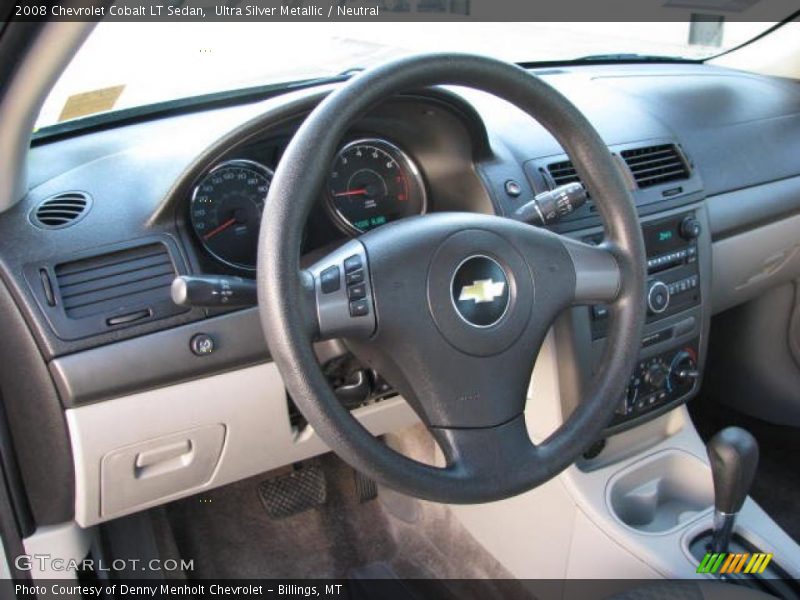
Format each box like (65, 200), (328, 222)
(669, 350), (699, 391)
(644, 361), (669, 388)
(647, 280), (670, 314)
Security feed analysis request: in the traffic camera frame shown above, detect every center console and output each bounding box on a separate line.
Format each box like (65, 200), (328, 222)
(605, 210), (704, 431)
(560, 204), (711, 438)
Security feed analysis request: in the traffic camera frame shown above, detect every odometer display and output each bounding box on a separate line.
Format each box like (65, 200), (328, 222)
(327, 138), (426, 234)
(190, 160), (272, 270)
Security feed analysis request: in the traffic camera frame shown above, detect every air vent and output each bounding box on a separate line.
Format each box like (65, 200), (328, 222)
(54, 243), (176, 320)
(621, 144), (690, 189)
(31, 191), (91, 229)
(545, 160), (581, 188)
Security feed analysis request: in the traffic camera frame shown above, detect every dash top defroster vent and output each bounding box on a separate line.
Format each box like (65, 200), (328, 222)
(26, 238), (190, 341)
(31, 191), (91, 229)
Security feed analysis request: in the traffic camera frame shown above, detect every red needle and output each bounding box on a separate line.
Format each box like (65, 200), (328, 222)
(203, 217), (237, 241)
(333, 188), (368, 197)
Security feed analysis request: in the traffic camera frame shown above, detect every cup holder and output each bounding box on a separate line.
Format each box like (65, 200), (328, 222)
(607, 450), (713, 533)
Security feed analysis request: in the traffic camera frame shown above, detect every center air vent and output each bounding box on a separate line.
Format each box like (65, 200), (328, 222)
(55, 243), (177, 320)
(621, 144), (690, 189)
(31, 191), (91, 229)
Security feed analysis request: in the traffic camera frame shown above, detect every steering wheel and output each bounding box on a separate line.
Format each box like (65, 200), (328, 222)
(258, 54), (646, 503)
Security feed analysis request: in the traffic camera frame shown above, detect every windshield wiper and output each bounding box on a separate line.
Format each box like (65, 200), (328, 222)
(574, 52), (698, 63)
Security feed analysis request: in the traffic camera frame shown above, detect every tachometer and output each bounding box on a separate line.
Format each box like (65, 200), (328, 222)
(327, 138), (426, 234)
(189, 159), (272, 270)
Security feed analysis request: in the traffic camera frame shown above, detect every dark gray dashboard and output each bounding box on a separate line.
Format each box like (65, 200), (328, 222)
(1, 61), (800, 527)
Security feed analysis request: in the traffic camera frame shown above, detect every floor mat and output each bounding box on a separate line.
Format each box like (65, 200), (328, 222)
(165, 451), (533, 599)
(166, 456), (396, 579)
(689, 395), (800, 543)
(257, 460), (327, 519)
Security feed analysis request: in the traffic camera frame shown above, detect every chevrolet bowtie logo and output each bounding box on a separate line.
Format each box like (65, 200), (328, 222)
(458, 279), (506, 304)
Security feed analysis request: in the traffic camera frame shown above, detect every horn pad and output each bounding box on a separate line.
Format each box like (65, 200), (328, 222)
(427, 229), (534, 357)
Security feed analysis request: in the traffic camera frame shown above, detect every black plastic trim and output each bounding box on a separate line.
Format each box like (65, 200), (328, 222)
(0, 446), (32, 586)
(0, 276), (74, 525)
(704, 10), (800, 62)
(0, 392), (35, 537)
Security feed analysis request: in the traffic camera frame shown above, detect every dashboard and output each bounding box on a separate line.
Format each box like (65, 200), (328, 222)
(2, 61), (800, 528)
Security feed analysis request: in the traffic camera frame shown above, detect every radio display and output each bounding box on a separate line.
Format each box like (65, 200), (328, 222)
(643, 215), (686, 255)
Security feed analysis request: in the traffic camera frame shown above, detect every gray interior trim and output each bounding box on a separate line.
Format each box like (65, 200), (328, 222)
(50, 307), (270, 407)
(0, 22), (95, 213)
(561, 237), (621, 303)
(711, 211), (800, 314)
(790, 279), (800, 370)
(707, 174), (800, 241)
(706, 282), (800, 426)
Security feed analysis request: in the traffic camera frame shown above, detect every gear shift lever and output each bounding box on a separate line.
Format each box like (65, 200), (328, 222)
(706, 427), (759, 554)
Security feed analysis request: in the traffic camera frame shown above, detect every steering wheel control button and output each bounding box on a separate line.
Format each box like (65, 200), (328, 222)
(647, 280), (670, 314)
(320, 266), (341, 294)
(310, 240), (376, 339)
(349, 299), (369, 317)
(344, 255), (362, 273)
(190, 333), (215, 356)
(345, 270), (364, 285)
(451, 256), (510, 328)
(347, 283), (367, 301)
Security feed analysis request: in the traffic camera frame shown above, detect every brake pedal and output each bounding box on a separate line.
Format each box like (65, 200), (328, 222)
(257, 462), (326, 519)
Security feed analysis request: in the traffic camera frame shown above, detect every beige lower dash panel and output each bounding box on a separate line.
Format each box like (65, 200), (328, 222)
(66, 362), (418, 526)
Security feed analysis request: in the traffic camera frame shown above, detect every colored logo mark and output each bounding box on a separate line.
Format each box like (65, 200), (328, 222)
(696, 552), (773, 575)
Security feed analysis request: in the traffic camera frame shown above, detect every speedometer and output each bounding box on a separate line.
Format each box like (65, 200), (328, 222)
(327, 138), (426, 234)
(189, 159), (272, 270)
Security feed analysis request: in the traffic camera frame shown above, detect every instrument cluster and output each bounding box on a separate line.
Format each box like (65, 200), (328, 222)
(188, 137), (427, 271)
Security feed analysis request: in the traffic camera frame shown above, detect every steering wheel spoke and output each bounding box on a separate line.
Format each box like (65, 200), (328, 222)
(434, 415), (538, 490)
(559, 236), (622, 306)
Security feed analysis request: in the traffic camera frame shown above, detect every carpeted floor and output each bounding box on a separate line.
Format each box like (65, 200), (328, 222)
(166, 455), (397, 580)
(164, 430), (533, 599)
(689, 394), (800, 544)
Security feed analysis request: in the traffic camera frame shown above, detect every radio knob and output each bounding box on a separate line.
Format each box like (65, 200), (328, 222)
(680, 216), (702, 240)
(647, 280), (670, 314)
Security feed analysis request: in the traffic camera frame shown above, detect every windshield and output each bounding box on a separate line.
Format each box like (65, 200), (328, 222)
(37, 21), (776, 131)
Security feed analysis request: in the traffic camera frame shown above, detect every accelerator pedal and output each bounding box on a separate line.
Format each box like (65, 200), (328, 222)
(353, 469), (378, 503)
